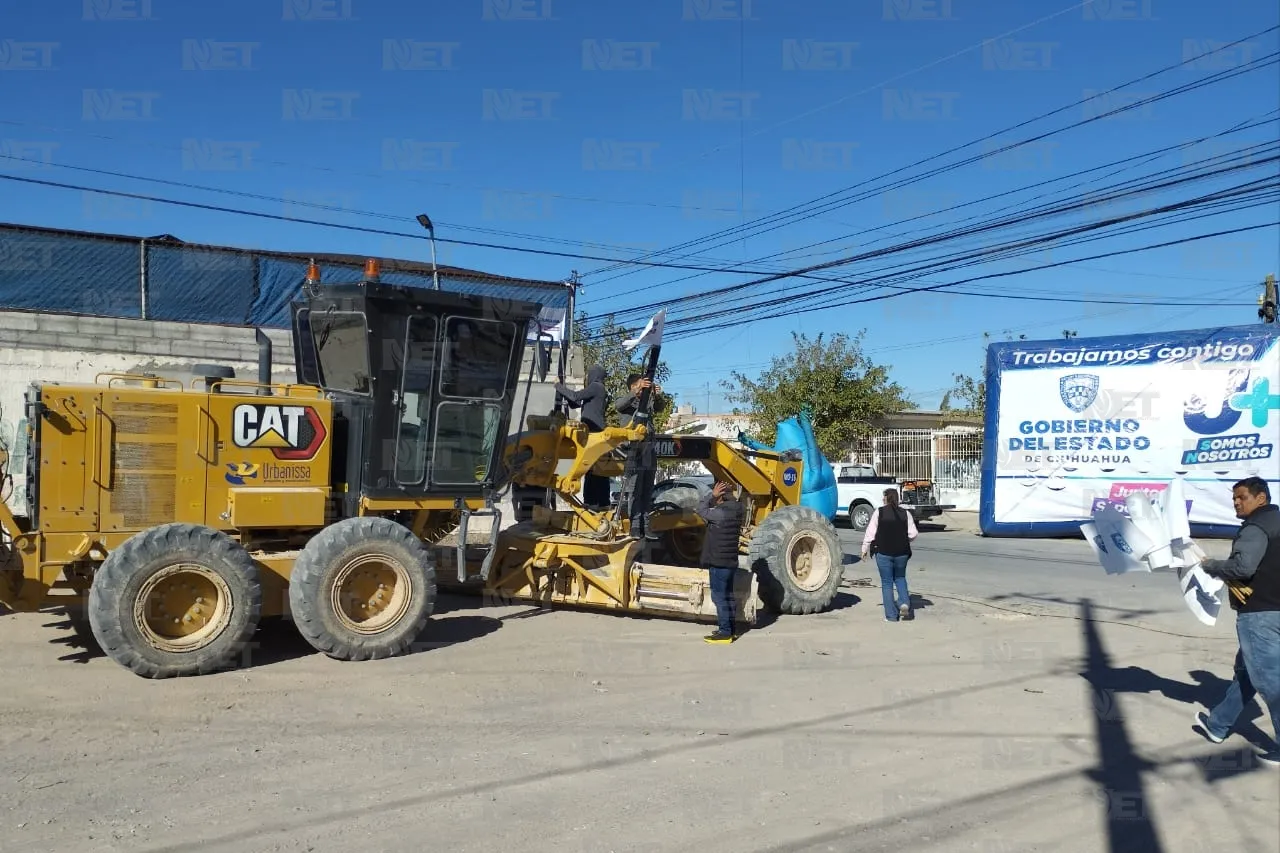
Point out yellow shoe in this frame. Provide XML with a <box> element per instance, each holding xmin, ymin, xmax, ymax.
<box><xmin>703</xmin><ymin>631</ymin><xmax>736</xmax><ymax>644</ymax></box>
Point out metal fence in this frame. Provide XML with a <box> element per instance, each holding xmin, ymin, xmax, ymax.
<box><xmin>847</xmin><ymin>427</ymin><xmax>984</xmax><ymax>493</ymax></box>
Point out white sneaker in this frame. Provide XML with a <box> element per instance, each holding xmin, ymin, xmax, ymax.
<box><xmin>1194</xmin><ymin>711</ymin><xmax>1226</xmax><ymax>744</ymax></box>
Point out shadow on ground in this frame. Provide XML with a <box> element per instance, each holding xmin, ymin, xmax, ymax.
<box><xmin>41</xmin><ymin>602</ymin><xmax>504</xmax><ymax>672</ymax></box>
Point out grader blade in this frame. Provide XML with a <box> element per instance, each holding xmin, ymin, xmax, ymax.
<box><xmin>435</xmin><ymin>524</ymin><xmax>759</xmax><ymax>627</ymax></box>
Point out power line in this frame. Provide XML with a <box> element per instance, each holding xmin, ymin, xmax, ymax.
<box><xmin>0</xmin><ymin>172</ymin><xmax>810</xmax><ymax>276</ymax></box>
<box><xmin>584</xmin><ymin>150</ymin><xmax>1278</xmax><ymax>338</ymax></box>
<box><xmin>590</xmin><ymin>51</ymin><xmax>1278</xmax><ymax>296</ymax></box>
<box><xmin>577</xmin><ymin>27</ymin><xmax>1278</xmax><ymax>285</ymax></box>
<box><xmin>663</xmin><ymin>223</ymin><xmax>1277</xmax><ymax>343</ymax></box>
<box><xmin>593</xmin><ymin>114</ymin><xmax>1280</xmax><ymax>321</ymax></box>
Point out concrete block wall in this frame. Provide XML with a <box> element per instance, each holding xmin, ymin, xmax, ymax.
<box><xmin>1</xmin><ymin>309</ymin><xmax>579</xmax><ymax>513</ymax></box>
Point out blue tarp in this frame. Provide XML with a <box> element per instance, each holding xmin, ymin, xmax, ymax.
<box><xmin>0</xmin><ymin>223</ymin><xmax>571</xmax><ymax>329</ymax></box>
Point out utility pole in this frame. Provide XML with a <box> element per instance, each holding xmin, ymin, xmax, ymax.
<box><xmin>1260</xmin><ymin>273</ymin><xmax>1277</xmax><ymax>324</ymax></box>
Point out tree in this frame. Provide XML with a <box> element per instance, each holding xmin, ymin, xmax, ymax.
<box><xmin>572</xmin><ymin>311</ymin><xmax>677</xmax><ymax>432</ymax></box>
<box><xmin>721</xmin><ymin>330</ymin><xmax>913</xmax><ymax>461</ymax></box>
<box><xmin>943</xmin><ymin>331</ymin><xmax>1025</xmax><ymax>417</ymax></box>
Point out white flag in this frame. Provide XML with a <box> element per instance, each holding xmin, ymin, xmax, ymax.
<box><xmin>1163</xmin><ymin>475</ymin><xmax>1192</xmax><ymax>545</ymax></box>
<box><xmin>623</xmin><ymin>309</ymin><xmax>665</xmax><ymax>352</ymax></box>
<box><xmin>1179</xmin><ymin>564</ymin><xmax>1224</xmax><ymax>626</ymax></box>
<box><xmin>1082</xmin><ymin>504</ymin><xmax>1152</xmax><ymax>575</ymax></box>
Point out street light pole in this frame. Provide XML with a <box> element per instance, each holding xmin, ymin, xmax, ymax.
<box><xmin>416</xmin><ymin>213</ymin><xmax>439</xmax><ymax>290</ymax></box>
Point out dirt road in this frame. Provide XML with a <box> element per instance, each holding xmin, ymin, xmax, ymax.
<box><xmin>1</xmin><ymin>523</ymin><xmax>1275</xmax><ymax>853</ymax></box>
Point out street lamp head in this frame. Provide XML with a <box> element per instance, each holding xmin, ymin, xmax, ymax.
<box><xmin>416</xmin><ymin>213</ymin><xmax>434</xmax><ymax>232</ymax></box>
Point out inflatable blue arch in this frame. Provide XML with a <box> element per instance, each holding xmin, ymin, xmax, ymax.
<box><xmin>739</xmin><ymin>407</ymin><xmax>839</xmax><ymax>520</ymax></box>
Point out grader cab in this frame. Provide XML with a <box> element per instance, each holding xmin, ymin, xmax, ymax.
<box><xmin>0</xmin><ymin>261</ymin><xmax>543</xmax><ymax>678</ymax></box>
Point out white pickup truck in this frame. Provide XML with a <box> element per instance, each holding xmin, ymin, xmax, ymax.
<box><xmin>834</xmin><ymin>463</ymin><xmax>952</xmax><ymax>531</ymax></box>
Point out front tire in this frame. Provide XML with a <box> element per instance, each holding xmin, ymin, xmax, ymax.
<box><xmin>87</xmin><ymin>523</ymin><xmax>262</xmax><ymax>678</ymax></box>
<box><xmin>748</xmin><ymin>505</ymin><xmax>844</xmax><ymax>615</ymax></box>
<box><xmin>289</xmin><ymin>517</ymin><xmax>436</xmax><ymax>661</ymax></box>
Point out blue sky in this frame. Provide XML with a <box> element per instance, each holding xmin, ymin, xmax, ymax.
<box><xmin>1</xmin><ymin>0</ymin><xmax>1277</xmax><ymax>412</ymax></box>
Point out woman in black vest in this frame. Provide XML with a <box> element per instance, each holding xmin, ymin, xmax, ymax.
<box><xmin>860</xmin><ymin>488</ymin><xmax>919</xmax><ymax>621</ymax></box>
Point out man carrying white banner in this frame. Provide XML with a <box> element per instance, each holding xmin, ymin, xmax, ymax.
<box><xmin>1192</xmin><ymin>477</ymin><xmax>1280</xmax><ymax>768</ymax></box>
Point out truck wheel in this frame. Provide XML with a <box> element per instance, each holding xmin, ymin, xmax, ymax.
<box><xmin>748</xmin><ymin>505</ymin><xmax>844</xmax><ymax>615</ymax></box>
<box><xmin>87</xmin><ymin>523</ymin><xmax>262</xmax><ymax>678</ymax></box>
<box><xmin>849</xmin><ymin>500</ymin><xmax>874</xmax><ymax>532</ymax></box>
<box><xmin>289</xmin><ymin>517</ymin><xmax>436</xmax><ymax>661</ymax></box>
<box><xmin>652</xmin><ymin>484</ymin><xmax>705</xmax><ymax>567</ymax></box>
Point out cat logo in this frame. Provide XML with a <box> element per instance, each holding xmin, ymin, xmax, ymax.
<box><xmin>231</xmin><ymin>404</ymin><xmax>327</xmax><ymax>460</ymax></box>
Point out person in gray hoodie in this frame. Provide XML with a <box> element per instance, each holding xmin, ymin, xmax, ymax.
<box><xmin>555</xmin><ymin>365</ymin><xmax>610</xmax><ymax>509</ymax></box>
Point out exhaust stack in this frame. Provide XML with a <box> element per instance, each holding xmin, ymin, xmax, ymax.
<box><xmin>255</xmin><ymin>328</ymin><xmax>272</xmax><ymax>395</ymax></box>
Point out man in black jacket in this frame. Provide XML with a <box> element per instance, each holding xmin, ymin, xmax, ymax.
<box><xmin>614</xmin><ymin>373</ymin><xmax>663</xmax><ymax>542</ymax></box>
<box><xmin>1194</xmin><ymin>476</ymin><xmax>1280</xmax><ymax>767</ymax></box>
<box><xmin>554</xmin><ymin>365</ymin><xmax>610</xmax><ymax>509</ymax></box>
<box><xmin>697</xmin><ymin>481</ymin><xmax>745</xmax><ymax>644</ymax></box>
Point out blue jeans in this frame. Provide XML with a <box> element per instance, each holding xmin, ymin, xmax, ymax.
<box><xmin>874</xmin><ymin>553</ymin><xmax>910</xmax><ymax>620</ymax></box>
<box><xmin>706</xmin><ymin>566</ymin><xmax>736</xmax><ymax>635</ymax></box>
<box><xmin>1205</xmin><ymin>609</ymin><xmax>1280</xmax><ymax>749</ymax></box>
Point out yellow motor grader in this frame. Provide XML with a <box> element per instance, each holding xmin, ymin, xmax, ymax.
<box><xmin>0</xmin><ymin>261</ymin><xmax>547</xmax><ymax>677</ymax></box>
<box><xmin>449</xmin><ymin>412</ymin><xmax>845</xmax><ymax>626</ymax></box>
<box><xmin>0</xmin><ymin>261</ymin><xmax>844</xmax><ymax>679</ymax></box>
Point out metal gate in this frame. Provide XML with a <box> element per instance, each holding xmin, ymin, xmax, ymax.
<box><xmin>847</xmin><ymin>427</ymin><xmax>983</xmax><ymax>511</ymax></box>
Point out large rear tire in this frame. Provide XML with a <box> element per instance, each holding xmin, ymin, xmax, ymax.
<box><xmin>87</xmin><ymin>523</ymin><xmax>262</xmax><ymax>678</ymax></box>
<box><xmin>289</xmin><ymin>517</ymin><xmax>436</xmax><ymax>661</ymax></box>
<box><xmin>748</xmin><ymin>505</ymin><xmax>844</xmax><ymax>615</ymax></box>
